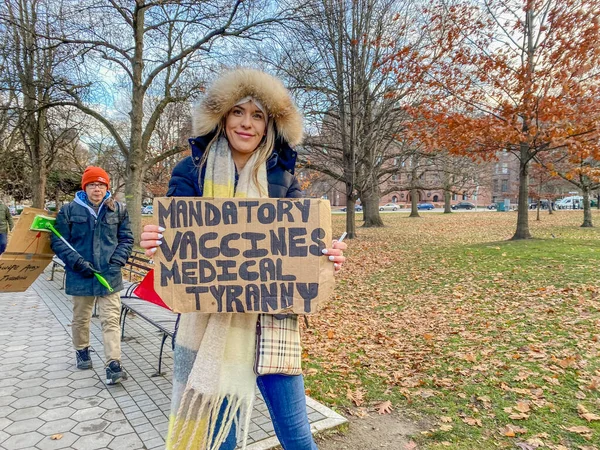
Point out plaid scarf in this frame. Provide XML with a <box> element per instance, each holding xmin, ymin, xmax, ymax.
<box><xmin>166</xmin><ymin>136</ymin><xmax>266</xmax><ymax>450</ymax></box>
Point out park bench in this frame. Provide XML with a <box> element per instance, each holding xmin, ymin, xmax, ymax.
<box><xmin>48</xmin><ymin>250</ymin><xmax>179</xmax><ymax>377</ymax></box>
<box><xmin>120</xmin><ymin>284</ymin><xmax>179</xmax><ymax>377</ymax></box>
<box><xmin>49</xmin><ymin>255</ymin><xmax>66</xmax><ymax>289</ymax></box>
<box><xmin>123</xmin><ymin>249</ymin><xmax>154</xmax><ymax>282</ymax></box>
<box><xmin>118</xmin><ymin>250</ymin><xmax>179</xmax><ymax>377</ymax></box>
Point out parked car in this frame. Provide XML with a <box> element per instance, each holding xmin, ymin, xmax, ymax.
<box><xmin>417</xmin><ymin>202</ymin><xmax>434</xmax><ymax>210</ymax></box>
<box><xmin>141</xmin><ymin>205</ymin><xmax>154</xmax><ymax>215</ymax></box>
<box><xmin>529</xmin><ymin>200</ymin><xmax>550</xmax><ymax>210</ymax></box>
<box><xmin>379</xmin><ymin>203</ymin><xmax>399</xmax><ymax>211</ymax></box>
<box><xmin>340</xmin><ymin>205</ymin><xmax>363</xmax><ymax>212</ymax></box>
<box><xmin>487</xmin><ymin>203</ymin><xmax>497</xmax><ymax>210</ymax></box>
<box><xmin>555</xmin><ymin>195</ymin><xmax>583</xmax><ymax>209</ymax></box>
<box><xmin>451</xmin><ymin>201</ymin><xmax>476</xmax><ymax>210</ymax></box>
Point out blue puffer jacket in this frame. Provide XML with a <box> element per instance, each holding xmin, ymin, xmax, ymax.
<box><xmin>167</xmin><ymin>131</ymin><xmax>303</xmax><ymax>198</ymax></box>
<box><xmin>50</xmin><ymin>192</ymin><xmax>134</xmax><ymax>296</ymax></box>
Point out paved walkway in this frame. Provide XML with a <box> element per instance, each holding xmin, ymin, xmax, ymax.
<box><xmin>0</xmin><ymin>267</ymin><xmax>346</xmax><ymax>450</ymax></box>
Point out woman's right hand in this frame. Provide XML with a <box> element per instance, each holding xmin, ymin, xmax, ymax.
<box><xmin>140</xmin><ymin>224</ymin><xmax>165</xmax><ymax>257</ymax></box>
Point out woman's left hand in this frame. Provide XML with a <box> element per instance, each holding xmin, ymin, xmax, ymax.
<box><xmin>323</xmin><ymin>239</ymin><xmax>347</xmax><ymax>273</ymax></box>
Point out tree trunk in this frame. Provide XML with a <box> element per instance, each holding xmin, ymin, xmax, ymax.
<box><xmin>346</xmin><ymin>195</ymin><xmax>357</xmax><ymax>238</ymax></box>
<box><xmin>409</xmin><ymin>188</ymin><xmax>420</xmax><ymax>218</ymax></box>
<box><xmin>581</xmin><ymin>188</ymin><xmax>593</xmax><ymax>227</ymax></box>
<box><xmin>536</xmin><ymin>202</ymin><xmax>540</xmax><ymax>221</ymax></box>
<box><xmin>125</xmin><ymin>157</ymin><xmax>144</xmax><ymax>244</ymax></box>
<box><xmin>512</xmin><ymin>146</ymin><xmax>532</xmax><ymax>240</ymax></box>
<box><xmin>444</xmin><ymin>189</ymin><xmax>452</xmax><ymax>213</ymax></box>
<box><xmin>31</xmin><ymin>162</ymin><xmax>47</xmax><ymax>209</ymax></box>
<box><xmin>28</xmin><ymin>110</ymin><xmax>48</xmax><ymax>209</ymax></box>
<box><xmin>361</xmin><ymin>185</ymin><xmax>383</xmax><ymax>227</ymax></box>
<box><xmin>513</xmin><ymin>12</ymin><xmax>534</xmax><ymax>240</ymax></box>
<box><xmin>126</xmin><ymin>5</ymin><xmax>146</xmax><ymax>244</ymax></box>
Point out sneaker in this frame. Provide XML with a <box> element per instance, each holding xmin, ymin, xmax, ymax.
<box><xmin>105</xmin><ymin>360</ymin><xmax>127</xmax><ymax>385</ymax></box>
<box><xmin>75</xmin><ymin>348</ymin><xmax>92</xmax><ymax>370</ymax></box>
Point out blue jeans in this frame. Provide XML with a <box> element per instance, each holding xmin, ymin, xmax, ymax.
<box><xmin>218</xmin><ymin>374</ymin><xmax>318</xmax><ymax>450</ymax></box>
<box><xmin>0</xmin><ymin>233</ymin><xmax>6</xmax><ymax>255</ymax></box>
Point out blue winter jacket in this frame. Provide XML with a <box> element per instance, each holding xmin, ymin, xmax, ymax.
<box><xmin>167</xmin><ymin>131</ymin><xmax>303</xmax><ymax>198</ymax></box>
<box><xmin>50</xmin><ymin>192</ymin><xmax>134</xmax><ymax>296</ymax></box>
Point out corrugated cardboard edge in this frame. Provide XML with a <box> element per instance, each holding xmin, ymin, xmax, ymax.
<box><xmin>314</xmin><ymin>199</ymin><xmax>335</xmax><ymax>315</ymax></box>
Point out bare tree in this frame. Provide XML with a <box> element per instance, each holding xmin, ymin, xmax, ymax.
<box><xmin>1</xmin><ymin>0</ymin><xmax>74</xmax><ymax>207</ymax></box>
<box><xmin>49</xmin><ymin>0</ymin><xmax>288</xmax><ymax>240</ymax></box>
<box><xmin>260</xmin><ymin>0</ymin><xmax>432</xmax><ymax>237</ymax></box>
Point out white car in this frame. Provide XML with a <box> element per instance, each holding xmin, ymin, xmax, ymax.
<box><xmin>556</xmin><ymin>195</ymin><xmax>583</xmax><ymax>209</ymax></box>
<box><xmin>379</xmin><ymin>203</ymin><xmax>399</xmax><ymax>211</ymax></box>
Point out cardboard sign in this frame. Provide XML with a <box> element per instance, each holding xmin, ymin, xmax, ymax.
<box><xmin>0</xmin><ymin>207</ymin><xmax>55</xmax><ymax>292</ymax></box>
<box><xmin>153</xmin><ymin>197</ymin><xmax>334</xmax><ymax>314</ymax></box>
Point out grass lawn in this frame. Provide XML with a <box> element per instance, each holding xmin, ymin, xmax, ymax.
<box><xmin>302</xmin><ymin>210</ymin><xmax>600</xmax><ymax>450</ymax></box>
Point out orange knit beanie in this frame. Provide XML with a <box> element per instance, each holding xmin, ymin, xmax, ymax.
<box><xmin>81</xmin><ymin>166</ymin><xmax>110</xmax><ymax>190</ymax></box>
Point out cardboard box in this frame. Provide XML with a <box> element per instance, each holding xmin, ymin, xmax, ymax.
<box><xmin>0</xmin><ymin>207</ymin><xmax>55</xmax><ymax>292</ymax></box>
<box><xmin>153</xmin><ymin>197</ymin><xmax>334</xmax><ymax>314</ymax></box>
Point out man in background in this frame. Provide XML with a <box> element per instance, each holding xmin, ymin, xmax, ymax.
<box><xmin>50</xmin><ymin>166</ymin><xmax>133</xmax><ymax>385</ymax></box>
<box><xmin>0</xmin><ymin>200</ymin><xmax>14</xmax><ymax>256</ymax></box>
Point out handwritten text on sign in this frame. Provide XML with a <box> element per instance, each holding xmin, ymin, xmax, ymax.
<box><xmin>153</xmin><ymin>198</ymin><xmax>333</xmax><ymax>314</ymax></box>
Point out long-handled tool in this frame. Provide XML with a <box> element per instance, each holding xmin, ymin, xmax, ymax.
<box><xmin>30</xmin><ymin>215</ymin><xmax>114</xmax><ymax>292</ymax></box>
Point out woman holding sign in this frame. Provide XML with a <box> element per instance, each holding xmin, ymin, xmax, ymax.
<box><xmin>141</xmin><ymin>68</ymin><xmax>346</xmax><ymax>450</ymax></box>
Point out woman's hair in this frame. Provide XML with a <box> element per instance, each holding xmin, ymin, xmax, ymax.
<box><xmin>198</xmin><ymin>114</ymin><xmax>276</xmax><ymax>197</ymax></box>
<box><xmin>193</xmin><ymin>68</ymin><xmax>303</xmax><ymax>147</ymax></box>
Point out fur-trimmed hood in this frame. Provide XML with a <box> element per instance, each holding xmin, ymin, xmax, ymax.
<box><xmin>193</xmin><ymin>68</ymin><xmax>304</xmax><ymax>147</ymax></box>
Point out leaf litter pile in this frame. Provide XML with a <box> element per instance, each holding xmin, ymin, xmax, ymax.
<box><xmin>302</xmin><ymin>211</ymin><xmax>600</xmax><ymax>450</ymax></box>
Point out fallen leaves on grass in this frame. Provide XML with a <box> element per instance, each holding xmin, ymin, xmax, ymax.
<box><xmin>502</xmin><ymin>424</ymin><xmax>527</xmax><ymax>437</ymax></box>
<box><xmin>515</xmin><ymin>443</ymin><xmax>536</xmax><ymax>450</ymax></box>
<box><xmin>563</xmin><ymin>425</ymin><xmax>593</xmax><ymax>435</ymax></box>
<box><xmin>376</xmin><ymin>400</ymin><xmax>393</xmax><ymax>414</ymax></box>
<box><xmin>462</xmin><ymin>417</ymin><xmax>482</xmax><ymax>427</ymax></box>
<box><xmin>577</xmin><ymin>404</ymin><xmax>600</xmax><ymax>421</ymax></box>
<box><xmin>514</xmin><ymin>401</ymin><xmax>531</xmax><ymax>413</ymax></box>
<box><xmin>346</xmin><ymin>388</ymin><xmax>365</xmax><ymax>407</ymax></box>
<box><xmin>301</xmin><ymin>212</ymin><xmax>600</xmax><ymax>449</ymax></box>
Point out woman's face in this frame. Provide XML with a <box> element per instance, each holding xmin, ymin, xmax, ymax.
<box><xmin>225</xmin><ymin>101</ymin><xmax>267</xmax><ymax>158</ymax></box>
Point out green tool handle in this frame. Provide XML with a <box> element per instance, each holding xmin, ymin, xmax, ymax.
<box><xmin>94</xmin><ymin>273</ymin><xmax>114</xmax><ymax>292</ymax></box>
<box><xmin>46</xmin><ymin>223</ymin><xmax>114</xmax><ymax>293</ymax></box>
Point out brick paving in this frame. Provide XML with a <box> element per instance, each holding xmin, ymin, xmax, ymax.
<box><xmin>0</xmin><ymin>267</ymin><xmax>346</xmax><ymax>450</ymax></box>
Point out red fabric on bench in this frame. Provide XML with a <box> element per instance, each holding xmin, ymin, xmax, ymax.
<box><xmin>133</xmin><ymin>269</ymin><xmax>171</xmax><ymax>310</ymax></box>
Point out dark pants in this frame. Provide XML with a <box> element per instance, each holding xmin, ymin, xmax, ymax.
<box><xmin>0</xmin><ymin>233</ymin><xmax>7</xmax><ymax>255</ymax></box>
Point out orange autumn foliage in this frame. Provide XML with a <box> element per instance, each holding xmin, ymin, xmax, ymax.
<box><xmin>384</xmin><ymin>0</ymin><xmax>600</xmax><ymax>237</ymax></box>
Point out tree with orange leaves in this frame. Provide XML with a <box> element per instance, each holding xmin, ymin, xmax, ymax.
<box><xmin>392</xmin><ymin>0</ymin><xmax>600</xmax><ymax>239</ymax></box>
<box><xmin>538</xmin><ymin>146</ymin><xmax>600</xmax><ymax>227</ymax></box>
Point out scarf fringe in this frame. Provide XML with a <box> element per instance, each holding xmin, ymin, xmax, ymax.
<box><xmin>169</xmin><ymin>388</ymin><xmax>254</xmax><ymax>450</ymax></box>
